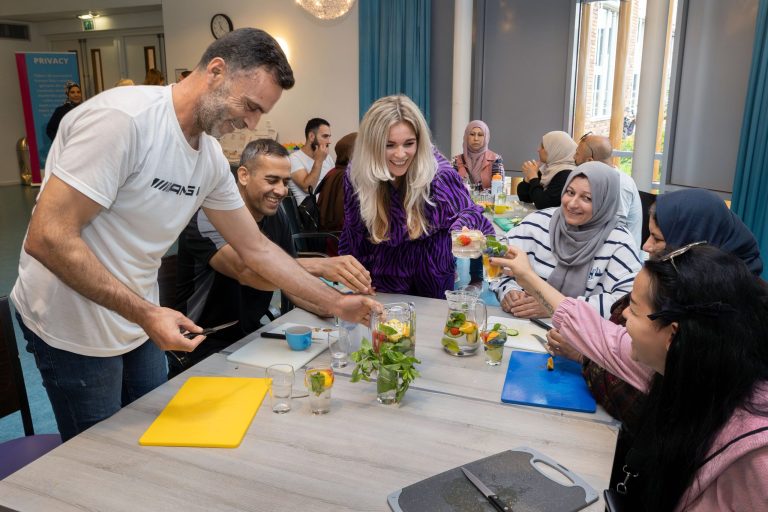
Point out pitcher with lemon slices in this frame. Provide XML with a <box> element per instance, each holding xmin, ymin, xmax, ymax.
<box><xmin>442</xmin><ymin>290</ymin><xmax>487</xmax><ymax>356</ymax></box>
<box><xmin>305</xmin><ymin>366</ymin><xmax>334</xmax><ymax>414</ymax></box>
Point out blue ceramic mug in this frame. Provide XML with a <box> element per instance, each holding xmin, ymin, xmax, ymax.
<box><xmin>285</xmin><ymin>325</ymin><xmax>312</xmax><ymax>351</ymax></box>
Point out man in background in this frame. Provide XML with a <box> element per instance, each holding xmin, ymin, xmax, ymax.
<box><xmin>172</xmin><ymin>139</ymin><xmax>371</xmax><ymax>377</ymax></box>
<box><xmin>288</xmin><ymin>117</ymin><xmax>335</xmax><ymax>205</ymax></box>
<box><xmin>574</xmin><ymin>134</ymin><xmax>643</xmax><ymax>249</ymax></box>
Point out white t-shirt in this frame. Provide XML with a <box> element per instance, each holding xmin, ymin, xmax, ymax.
<box><xmin>11</xmin><ymin>85</ymin><xmax>243</xmax><ymax>356</ymax></box>
<box><xmin>288</xmin><ymin>149</ymin><xmax>334</xmax><ymax>204</ymax></box>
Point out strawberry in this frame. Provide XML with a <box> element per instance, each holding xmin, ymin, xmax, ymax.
<box><xmin>449</xmin><ymin>327</ymin><xmax>461</xmax><ymax>336</ymax></box>
<box><xmin>457</xmin><ymin>234</ymin><xmax>472</xmax><ymax>246</ymax></box>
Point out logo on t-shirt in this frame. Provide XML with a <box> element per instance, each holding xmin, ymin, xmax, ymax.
<box><xmin>151</xmin><ymin>178</ymin><xmax>201</xmax><ymax>196</ymax></box>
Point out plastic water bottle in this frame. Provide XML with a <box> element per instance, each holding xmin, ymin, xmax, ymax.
<box><xmin>491</xmin><ymin>174</ymin><xmax>504</xmax><ymax>197</ymax></box>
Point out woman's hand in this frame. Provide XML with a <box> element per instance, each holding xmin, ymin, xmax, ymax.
<box><xmin>546</xmin><ymin>328</ymin><xmax>584</xmax><ymax>363</ymax></box>
<box><xmin>491</xmin><ymin>246</ymin><xmax>534</xmax><ymax>281</ymax></box>
<box><xmin>521</xmin><ymin>160</ymin><xmax>541</xmax><ymax>182</ymax></box>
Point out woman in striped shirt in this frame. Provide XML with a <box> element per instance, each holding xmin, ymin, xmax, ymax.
<box><xmin>490</xmin><ymin>162</ymin><xmax>641</xmax><ymax>318</ymax></box>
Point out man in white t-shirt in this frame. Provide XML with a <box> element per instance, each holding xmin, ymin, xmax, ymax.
<box><xmin>288</xmin><ymin>117</ymin><xmax>335</xmax><ymax>204</ymax></box>
<box><xmin>11</xmin><ymin>29</ymin><xmax>379</xmax><ymax>441</ymax></box>
<box><xmin>574</xmin><ymin>134</ymin><xmax>643</xmax><ymax>250</ymax></box>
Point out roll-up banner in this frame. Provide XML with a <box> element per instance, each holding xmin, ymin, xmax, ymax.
<box><xmin>16</xmin><ymin>52</ymin><xmax>79</xmax><ymax>185</ymax></box>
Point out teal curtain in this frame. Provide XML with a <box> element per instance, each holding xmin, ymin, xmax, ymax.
<box><xmin>732</xmin><ymin>0</ymin><xmax>768</xmax><ymax>279</ymax></box>
<box><xmin>359</xmin><ymin>0</ymin><xmax>431</xmax><ymax>121</ymax></box>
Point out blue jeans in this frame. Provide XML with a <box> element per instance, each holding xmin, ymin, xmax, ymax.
<box><xmin>17</xmin><ymin>314</ymin><xmax>167</xmax><ymax>442</ymax></box>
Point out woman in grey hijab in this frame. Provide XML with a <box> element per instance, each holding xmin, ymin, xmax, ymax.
<box><xmin>491</xmin><ymin>162</ymin><xmax>642</xmax><ymax>318</ymax></box>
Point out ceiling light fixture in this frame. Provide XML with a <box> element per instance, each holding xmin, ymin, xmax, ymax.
<box><xmin>296</xmin><ymin>0</ymin><xmax>356</xmax><ymax>20</ymax></box>
<box><xmin>77</xmin><ymin>12</ymin><xmax>100</xmax><ymax>20</ymax></box>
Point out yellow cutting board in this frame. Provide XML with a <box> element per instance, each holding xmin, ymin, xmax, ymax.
<box><xmin>139</xmin><ymin>377</ymin><xmax>269</xmax><ymax>448</ymax></box>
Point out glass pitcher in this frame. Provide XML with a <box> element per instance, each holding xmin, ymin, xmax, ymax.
<box><xmin>442</xmin><ymin>290</ymin><xmax>487</xmax><ymax>356</ymax></box>
<box><xmin>370</xmin><ymin>302</ymin><xmax>416</xmax><ymax>357</ymax></box>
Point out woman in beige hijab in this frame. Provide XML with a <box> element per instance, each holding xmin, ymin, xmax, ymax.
<box><xmin>517</xmin><ymin>130</ymin><xmax>577</xmax><ymax>209</ymax></box>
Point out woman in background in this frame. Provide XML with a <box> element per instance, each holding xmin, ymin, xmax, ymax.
<box><xmin>451</xmin><ymin>120</ymin><xmax>504</xmax><ymax>190</ymax></box>
<box><xmin>517</xmin><ymin>130</ymin><xmax>576</xmax><ymax>209</ymax></box>
<box><xmin>339</xmin><ymin>95</ymin><xmax>494</xmax><ymax>298</ymax></box>
<box><xmin>143</xmin><ymin>68</ymin><xmax>165</xmax><ymax>85</ymax></box>
<box><xmin>452</xmin><ymin>120</ymin><xmax>505</xmax><ymax>285</ymax></box>
<box><xmin>46</xmin><ymin>81</ymin><xmax>82</xmax><ymax>141</ymax></box>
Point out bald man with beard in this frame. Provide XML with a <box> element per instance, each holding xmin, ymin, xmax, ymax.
<box><xmin>574</xmin><ymin>134</ymin><xmax>642</xmax><ymax>250</ymax></box>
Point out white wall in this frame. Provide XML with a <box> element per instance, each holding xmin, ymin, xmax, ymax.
<box><xmin>0</xmin><ymin>24</ymin><xmax>48</xmax><ymax>185</ymax></box>
<box><xmin>162</xmin><ymin>0</ymin><xmax>360</xmax><ymax>146</ymax></box>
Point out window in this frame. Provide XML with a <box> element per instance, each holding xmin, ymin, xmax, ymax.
<box><xmin>591</xmin><ymin>2</ymin><xmax>619</xmax><ymax>118</ymax></box>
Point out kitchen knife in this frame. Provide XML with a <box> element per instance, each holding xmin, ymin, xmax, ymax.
<box><xmin>460</xmin><ymin>467</ymin><xmax>512</xmax><ymax>511</ymax></box>
<box><xmin>182</xmin><ymin>320</ymin><xmax>239</xmax><ymax>339</ymax></box>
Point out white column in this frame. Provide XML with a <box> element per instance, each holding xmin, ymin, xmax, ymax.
<box><xmin>631</xmin><ymin>0</ymin><xmax>670</xmax><ymax>191</ymax></box>
<box><xmin>451</xmin><ymin>0</ymin><xmax>473</xmax><ymax>157</ymax></box>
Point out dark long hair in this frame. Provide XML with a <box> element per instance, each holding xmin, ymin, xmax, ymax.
<box><xmin>641</xmin><ymin>245</ymin><xmax>768</xmax><ymax>510</ymax></box>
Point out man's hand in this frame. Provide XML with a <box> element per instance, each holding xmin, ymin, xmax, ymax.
<box><xmin>303</xmin><ymin>255</ymin><xmax>373</xmax><ymax>294</ymax></box>
<box><xmin>334</xmin><ymin>295</ymin><xmax>383</xmax><ymax>325</ymax></box>
<box><xmin>521</xmin><ymin>160</ymin><xmax>541</xmax><ymax>181</ymax></box>
<box><xmin>313</xmin><ymin>142</ymin><xmax>330</xmax><ymax>164</ymax></box>
<box><xmin>141</xmin><ymin>306</ymin><xmax>207</xmax><ymax>352</ymax></box>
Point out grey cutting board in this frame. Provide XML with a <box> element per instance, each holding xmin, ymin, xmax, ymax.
<box><xmin>388</xmin><ymin>447</ymin><xmax>598</xmax><ymax>512</ymax></box>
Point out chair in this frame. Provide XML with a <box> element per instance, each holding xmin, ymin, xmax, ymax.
<box><xmin>639</xmin><ymin>191</ymin><xmax>657</xmax><ymax>246</ymax></box>
<box><xmin>0</xmin><ymin>296</ymin><xmax>62</xmax><ymax>480</ymax></box>
<box><xmin>158</xmin><ymin>253</ymin><xmax>178</xmax><ymax>308</ymax></box>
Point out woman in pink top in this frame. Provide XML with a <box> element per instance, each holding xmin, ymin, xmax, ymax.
<box><xmin>491</xmin><ymin>243</ymin><xmax>768</xmax><ymax>511</ymax></box>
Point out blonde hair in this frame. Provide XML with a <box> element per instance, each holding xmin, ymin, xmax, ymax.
<box><xmin>351</xmin><ymin>95</ymin><xmax>436</xmax><ymax>243</ymax></box>
<box><xmin>114</xmin><ymin>78</ymin><xmax>134</xmax><ymax>87</ymax></box>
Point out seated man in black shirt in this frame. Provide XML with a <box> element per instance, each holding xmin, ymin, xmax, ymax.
<box><xmin>171</xmin><ymin>138</ymin><xmax>371</xmax><ymax>377</ymax></box>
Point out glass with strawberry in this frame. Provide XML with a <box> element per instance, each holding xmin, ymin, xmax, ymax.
<box><xmin>305</xmin><ymin>366</ymin><xmax>334</xmax><ymax>414</ymax></box>
<box><xmin>451</xmin><ymin>229</ymin><xmax>487</xmax><ymax>259</ymax></box>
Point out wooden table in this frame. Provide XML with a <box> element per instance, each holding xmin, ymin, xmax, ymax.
<box><xmin>0</xmin><ymin>294</ymin><xmax>617</xmax><ymax>512</ymax></box>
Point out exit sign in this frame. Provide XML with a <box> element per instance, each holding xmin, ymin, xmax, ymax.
<box><xmin>82</xmin><ymin>19</ymin><xmax>94</xmax><ymax>31</ymax></box>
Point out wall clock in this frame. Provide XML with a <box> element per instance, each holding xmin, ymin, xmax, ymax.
<box><xmin>210</xmin><ymin>13</ymin><xmax>233</xmax><ymax>39</ymax></box>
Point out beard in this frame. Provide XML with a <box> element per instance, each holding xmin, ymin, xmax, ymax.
<box><xmin>194</xmin><ymin>81</ymin><xmax>232</xmax><ymax>138</ymax></box>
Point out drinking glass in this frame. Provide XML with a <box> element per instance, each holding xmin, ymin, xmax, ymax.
<box><xmin>305</xmin><ymin>366</ymin><xmax>334</xmax><ymax>414</ymax></box>
<box><xmin>481</xmin><ymin>328</ymin><xmax>507</xmax><ymax>366</ymax></box>
<box><xmin>483</xmin><ymin>236</ymin><xmax>509</xmax><ymax>283</ymax></box>
<box><xmin>328</xmin><ymin>330</ymin><xmax>351</xmax><ymax>369</ymax></box>
<box><xmin>266</xmin><ymin>364</ymin><xmax>294</xmax><ymax>414</ymax></box>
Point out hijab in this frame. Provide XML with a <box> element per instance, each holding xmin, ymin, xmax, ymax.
<box><xmin>539</xmin><ymin>131</ymin><xmax>577</xmax><ymax>187</ymax></box>
<box><xmin>655</xmin><ymin>189</ymin><xmax>763</xmax><ymax>275</ymax></box>
<box><xmin>462</xmin><ymin>120</ymin><xmax>492</xmax><ymax>185</ymax></box>
<box><xmin>548</xmin><ymin>162</ymin><xmax>620</xmax><ymax>297</ymax></box>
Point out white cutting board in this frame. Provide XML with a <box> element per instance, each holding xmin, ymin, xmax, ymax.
<box><xmin>487</xmin><ymin>315</ymin><xmax>551</xmax><ymax>353</ymax></box>
<box><xmin>226</xmin><ymin>323</ymin><xmax>333</xmax><ymax>369</ymax></box>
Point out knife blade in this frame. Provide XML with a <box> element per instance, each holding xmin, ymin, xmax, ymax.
<box><xmin>460</xmin><ymin>467</ymin><xmax>512</xmax><ymax>512</ymax></box>
<box><xmin>183</xmin><ymin>320</ymin><xmax>239</xmax><ymax>339</ymax></box>
<box><xmin>532</xmin><ymin>333</ymin><xmax>556</xmax><ymax>371</ymax></box>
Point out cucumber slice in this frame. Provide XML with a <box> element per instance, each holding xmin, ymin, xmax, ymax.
<box><xmin>506</xmin><ymin>328</ymin><xmax>519</xmax><ymax>336</ymax></box>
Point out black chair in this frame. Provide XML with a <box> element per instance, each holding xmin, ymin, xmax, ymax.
<box><xmin>639</xmin><ymin>191</ymin><xmax>657</xmax><ymax>246</ymax></box>
<box><xmin>0</xmin><ymin>296</ymin><xmax>62</xmax><ymax>479</ymax></box>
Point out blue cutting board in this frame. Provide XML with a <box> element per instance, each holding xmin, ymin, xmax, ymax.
<box><xmin>501</xmin><ymin>351</ymin><xmax>596</xmax><ymax>413</ymax></box>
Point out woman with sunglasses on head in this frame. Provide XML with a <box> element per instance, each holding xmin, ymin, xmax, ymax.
<box><xmin>493</xmin><ymin>243</ymin><xmax>768</xmax><ymax>511</ymax></box>
<box><xmin>551</xmin><ymin>188</ymin><xmax>763</xmax><ymax>436</ymax></box>
<box><xmin>491</xmin><ymin>161</ymin><xmax>642</xmax><ymax>319</ymax></box>
<box><xmin>517</xmin><ymin>130</ymin><xmax>577</xmax><ymax>209</ymax></box>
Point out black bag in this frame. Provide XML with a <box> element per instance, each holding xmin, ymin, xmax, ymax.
<box><xmin>296</xmin><ymin>186</ymin><xmax>320</xmax><ymax>233</ymax></box>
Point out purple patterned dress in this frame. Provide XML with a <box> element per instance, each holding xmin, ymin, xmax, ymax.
<box><xmin>339</xmin><ymin>149</ymin><xmax>495</xmax><ymax>299</ymax></box>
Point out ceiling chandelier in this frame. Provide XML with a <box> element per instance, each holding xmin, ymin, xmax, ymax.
<box><xmin>296</xmin><ymin>0</ymin><xmax>356</xmax><ymax>20</ymax></box>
